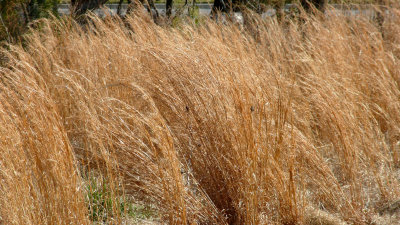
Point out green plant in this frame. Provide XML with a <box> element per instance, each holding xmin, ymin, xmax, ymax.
<box><xmin>86</xmin><ymin>176</ymin><xmax>115</xmax><ymax>222</ymax></box>
<box><xmin>85</xmin><ymin>174</ymin><xmax>157</xmax><ymax>222</ymax></box>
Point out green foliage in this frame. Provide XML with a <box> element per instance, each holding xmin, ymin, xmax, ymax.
<box><xmin>85</xmin><ymin>174</ymin><xmax>157</xmax><ymax>222</ymax></box>
<box><xmin>188</xmin><ymin>5</ymin><xmax>201</xmax><ymax>24</ymax></box>
<box><xmin>0</xmin><ymin>0</ymin><xmax>59</xmax><ymax>42</ymax></box>
<box><xmin>85</xmin><ymin>176</ymin><xmax>115</xmax><ymax>222</ymax></box>
<box><xmin>0</xmin><ymin>1</ymin><xmax>22</xmax><ymax>41</ymax></box>
<box><xmin>27</xmin><ymin>0</ymin><xmax>60</xmax><ymax>19</ymax></box>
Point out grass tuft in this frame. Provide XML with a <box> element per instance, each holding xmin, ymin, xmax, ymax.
<box><xmin>1</xmin><ymin>6</ymin><xmax>400</xmax><ymax>224</ymax></box>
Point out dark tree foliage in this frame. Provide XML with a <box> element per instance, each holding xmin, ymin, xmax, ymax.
<box><xmin>71</xmin><ymin>0</ymin><xmax>109</xmax><ymax>15</ymax></box>
<box><xmin>212</xmin><ymin>0</ymin><xmax>262</xmax><ymax>15</ymax></box>
<box><xmin>212</xmin><ymin>0</ymin><xmax>230</xmax><ymax>13</ymax></box>
<box><xmin>300</xmin><ymin>0</ymin><xmax>327</xmax><ymax>13</ymax></box>
<box><xmin>0</xmin><ymin>0</ymin><xmax>59</xmax><ymax>42</ymax></box>
<box><xmin>27</xmin><ymin>0</ymin><xmax>59</xmax><ymax>20</ymax></box>
<box><xmin>116</xmin><ymin>0</ymin><xmax>160</xmax><ymax>18</ymax></box>
<box><xmin>166</xmin><ymin>0</ymin><xmax>173</xmax><ymax>17</ymax></box>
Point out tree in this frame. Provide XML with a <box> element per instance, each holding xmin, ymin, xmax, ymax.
<box><xmin>117</xmin><ymin>0</ymin><xmax>132</xmax><ymax>15</ymax></box>
<box><xmin>300</xmin><ymin>0</ymin><xmax>327</xmax><ymax>13</ymax></box>
<box><xmin>26</xmin><ymin>0</ymin><xmax>59</xmax><ymax>21</ymax></box>
<box><xmin>0</xmin><ymin>0</ymin><xmax>59</xmax><ymax>42</ymax></box>
<box><xmin>71</xmin><ymin>0</ymin><xmax>108</xmax><ymax>15</ymax></box>
<box><xmin>212</xmin><ymin>0</ymin><xmax>230</xmax><ymax>14</ymax></box>
<box><xmin>212</xmin><ymin>0</ymin><xmax>261</xmax><ymax>14</ymax></box>
<box><xmin>166</xmin><ymin>0</ymin><xmax>173</xmax><ymax>17</ymax></box>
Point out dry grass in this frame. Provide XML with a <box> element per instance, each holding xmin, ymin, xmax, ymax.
<box><xmin>1</xmin><ymin>7</ymin><xmax>400</xmax><ymax>224</ymax></box>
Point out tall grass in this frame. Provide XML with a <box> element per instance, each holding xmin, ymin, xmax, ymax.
<box><xmin>1</xmin><ymin>7</ymin><xmax>400</xmax><ymax>224</ymax></box>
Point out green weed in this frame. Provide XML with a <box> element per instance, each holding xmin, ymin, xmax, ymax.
<box><xmin>85</xmin><ymin>175</ymin><xmax>157</xmax><ymax>222</ymax></box>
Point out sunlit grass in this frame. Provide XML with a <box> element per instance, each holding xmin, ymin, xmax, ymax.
<box><xmin>1</xmin><ymin>5</ymin><xmax>400</xmax><ymax>224</ymax></box>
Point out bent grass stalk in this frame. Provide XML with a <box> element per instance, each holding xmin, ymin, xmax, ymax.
<box><xmin>1</xmin><ymin>7</ymin><xmax>400</xmax><ymax>224</ymax></box>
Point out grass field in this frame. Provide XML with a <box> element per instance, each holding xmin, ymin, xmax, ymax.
<box><xmin>1</xmin><ymin>6</ymin><xmax>400</xmax><ymax>225</ymax></box>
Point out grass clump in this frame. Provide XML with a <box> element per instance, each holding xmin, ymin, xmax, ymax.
<box><xmin>1</xmin><ymin>5</ymin><xmax>400</xmax><ymax>225</ymax></box>
<box><xmin>85</xmin><ymin>175</ymin><xmax>118</xmax><ymax>222</ymax></box>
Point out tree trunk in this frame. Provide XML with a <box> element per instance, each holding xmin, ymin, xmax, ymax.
<box><xmin>71</xmin><ymin>0</ymin><xmax>109</xmax><ymax>16</ymax></box>
<box><xmin>300</xmin><ymin>0</ymin><xmax>326</xmax><ymax>13</ymax></box>
<box><xmin>212</xmin><ymin>0</ymin><xmax>229</xmax><ymax>15</ymax></box>
<box><xmin>117</xmin><ymin>0</ymin><xmax>123</xmax><ymax>15</ymax></box>
<box><xmin>20</xmin><ymin>2</ymin><xmax>30</xmax><ymax>25</ymax></box>
<box><xmin>166</xmin><ymin>0</ymin><xmax>173</xmax><ymax>17</ymax></box>
<box><xmin>146</xmin><ymin>0</ymin><xmax>159</xmax><ymax>19</ymax></box>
